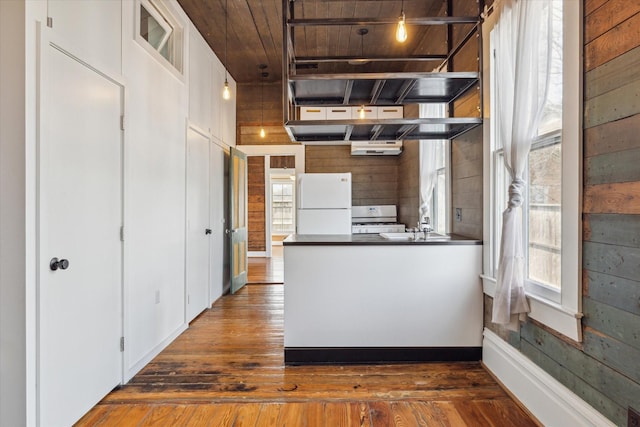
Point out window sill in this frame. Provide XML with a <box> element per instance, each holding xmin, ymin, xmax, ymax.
<box><xmin>481</xmin><ymin>275</ymin><xmax>583</xmax><ymax>342</ymax></box>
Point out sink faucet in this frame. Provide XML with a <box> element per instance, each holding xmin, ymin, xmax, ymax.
<box><xmin>419</xmin><ymin>216</ymin><xmax>432</xmax><ymax>239</ymax></box>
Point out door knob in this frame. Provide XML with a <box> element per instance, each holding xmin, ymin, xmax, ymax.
<box><xmin>205</xmin><ymin>228</ymin><xmax>212</xmax><ymax>235</ymax></box>
<box><xmin>225</xmin><ymin>229</ymin><xmax>234</xmax><ymax>235</ymax></box>
<box><xmin>50</xmin><ymin>257</ymin><xmax>69</xmax><ymax>271</ymax></box>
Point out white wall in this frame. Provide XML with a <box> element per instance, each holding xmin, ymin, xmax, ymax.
<box><xmin>0</xmin><ymin>2</ymin><xmax>27</xmax><ymax>425</ymax></box>
<box><xmin>122</xmin><ymin>0</ymin><xmax>189</xmax><ymax>377</ymax></box>
<box><xmin>1</xmin><ymin>0</ymin><xmax>236</xmax><ymax>422</ymax></box>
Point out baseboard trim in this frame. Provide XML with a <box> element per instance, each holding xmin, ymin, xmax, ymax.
<box><xmin>482</xmin><ymin>328</ymin><xmax>614</xmax><ymax>427</ymax></box>
<box><xmin>285</xmin><ymin>346</ymin><xmax>482</xmax><ymax>365</ymax></box>
<box><xmin>124</xmin><ymin>323</ymin><xmax>188</xmax><ymax>382</ymax></box>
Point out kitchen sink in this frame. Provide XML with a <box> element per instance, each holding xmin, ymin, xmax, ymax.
<box><xmin>379</xmin><ymin>232</ymin><xmax>451</xmax><ymax>241</ymax></box>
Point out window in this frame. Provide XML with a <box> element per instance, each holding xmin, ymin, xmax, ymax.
<box><xmin>420</xmin><ymin>103</ymin><xmax>449</xmax><ymax>234</ymax></box>
<box><xmin>136</xmin><ymin>0</ymin><xmax>184</xmax><ymax>74</ymax></box>
<box><xmin>433</xmin><ymin>139</ymin><xmax>449</xmax><ymax>234</ymax></box>
<box><xmin>483</xmin><ymin>0</ymin><xmax>582</xmax><ymax>340</ymax></box>
<box><xmin>272</xmin><ymin>180</ymin><xmax>295</xmax><ymax>235</ymax></box>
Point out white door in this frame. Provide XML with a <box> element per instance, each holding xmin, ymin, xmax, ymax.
<box><xmin>39</xmin><ymin>45</ymin><xmax>122</xmax><ymax>426</ymax></box>
<box><xmin>186</xmin><ymin>128</ymin><xmax>210</xmax><ymax>322</ymax></box>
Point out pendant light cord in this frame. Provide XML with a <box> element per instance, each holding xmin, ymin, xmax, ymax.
<box><xmin>225</xmin><ymin>0</ymin><xmax>228</xmax><ymax>80</ymax></box>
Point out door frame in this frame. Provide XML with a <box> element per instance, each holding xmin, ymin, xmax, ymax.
<box><xmin>185</xmin><ymin>122</ymin><xmax>212</xmax><ymax>321</ymax></box>
<box><xmin>36</xmin><ymin>30</ymin><xmax>127</xmax><ymax>423</ymax></box>
<box><xmin>236</xmin><ymin>145</ymin><xmax>305</xmax><ymax>254</ymax></box>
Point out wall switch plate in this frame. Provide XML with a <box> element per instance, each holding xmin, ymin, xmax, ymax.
<box><xmin>155</xmin><ymin>290</ymin><xmax>160</xmax><ymax>304</ymax></box>
<box><xmin>629</xmin><ymin>407</ymin><xmax>640</xmax><ymax>427</ymax></box>
<box><xmin>455</xmin><ymin>208</ymin><xmax>462</xmax><ymax>222</ymax></box>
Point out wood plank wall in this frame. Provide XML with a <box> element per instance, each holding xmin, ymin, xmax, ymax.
<box><xmin>397</xmin><ymin>140</ymin><xmax>420</xmax><ymax>228</ymax></box>
<box><xmin>270</xmin><ymin>155</ymin><xmax>295</xmax><ymax>169</ymax></box>
<box><xmin>305</xmin><ymin>146</ymin><xmax>399</xmax><ymax>207</ymax></box>
<box><xmin>248</xmin><ymin>156</ymin><xmax>266</xmax><ymax>252</ymax></box>
<box><xmin>485</xmin><ymin>3</ymin><xmax>640</xmax><ymax>425</ymax></box>
<box><xmin>236</xmin><ymin>81</ymin><xmax>296</xmax><ymax>146</ymax></box>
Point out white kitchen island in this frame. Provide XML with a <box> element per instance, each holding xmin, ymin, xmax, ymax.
<box><xmin>283</xmin><ymin>234</ymin><xmax>483</xmax><ymax>364</ymax></box>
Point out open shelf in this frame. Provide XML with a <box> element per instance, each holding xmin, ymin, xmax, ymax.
<box><xmin>289</xmin><ymin>72</ymin><xmax>479</xmax><ymax>106</ymax></box>
<box><xmin>281</xmin><ymin>0</ymin><xmax>483</xmax><ymax>144</ymax></box>
<box><xmin>284</xmin><ymin>117</ymin><xmax>482</xmax><ymax>143</ymax></box>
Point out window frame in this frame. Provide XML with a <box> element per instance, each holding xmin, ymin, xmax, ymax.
<box><xmin>134</xmin><ymin>0</ymin><xmax>185</xmax><ymax>78</ymax></box>
<box><xmin>432</xmin><ymin>139</ymin><xmax>451</xmax><ymax>234</ymax></box>
<box><xmin>524</xmin><ymin>131</ymin><xmax>562</xmax><ymax>303</ymax></box>
<box><xmin>271</xmin><ymin>178</ymin><xmax>296</xmax><ymax>236</ymax></box>
<box><xmin>481</xmin><ymin>0</ymin><xmax>583</xmax><ymax>341</ymax></box>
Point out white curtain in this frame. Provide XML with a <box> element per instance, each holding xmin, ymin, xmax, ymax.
<box><xmin>419</xmin><ymin>103</ymin><xmax>445</xmax><ymax>223</ymax></box>
<box><xmin>492</xmin><ymin>0</ymin><xmax>553</xmax><ymax>326</ymax></box>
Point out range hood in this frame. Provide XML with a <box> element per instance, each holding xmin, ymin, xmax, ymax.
<box><xmin>350</xmin><ymin>140</ymin><xmax>403</xmax><ymax>156</ymax></box>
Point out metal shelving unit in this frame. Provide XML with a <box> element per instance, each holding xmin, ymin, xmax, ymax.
<box><xmin>282</xmin><ymin>0</ymin><xmax>483</xmax><ymax>143</ymax></box>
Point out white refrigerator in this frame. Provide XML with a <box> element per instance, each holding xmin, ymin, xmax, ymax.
<box><xmin>297</xmin><ymin>173</ymin><xmax>352</xmax><ymax>234</ymax></box>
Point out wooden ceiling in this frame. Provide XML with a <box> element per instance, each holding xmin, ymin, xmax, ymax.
<box><xmin>178</xmin><ymin>0</ymin><xmax>480</xmax><ymax>84</ymax></box>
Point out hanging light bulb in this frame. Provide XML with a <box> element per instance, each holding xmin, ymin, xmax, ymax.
<box><xmin>359</xmin><ymin>105</ymin><xmax>366</xmax><ymax>119</ymax></box>
<box><xmin>396</xmin><ymin>0</ymin><xmax>407</xmax><ymax>43</ymax></box>
<box><xmin>223</xmin><ymin>78</ymin><xmax>231</xmax><ymax>100</ymax></box>
<box><xmin>396</xmin><ymin>11</ymin><xmax>407</xmax><ymax>43</ymax></box>
<box><xmin>259</xmin><ymin>64</ymin><xmax>268</xmax><ymax>138</ymax></box>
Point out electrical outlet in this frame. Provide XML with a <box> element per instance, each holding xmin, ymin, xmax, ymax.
<box><xmin>629</xmin><ymin>407</ymin><xmax>640</xmax><ymax>427</ymax></box>
<box><xmin>455</xmin><ymin>208</ymin><xmax>462</xmax><ymax>222</ymax></box>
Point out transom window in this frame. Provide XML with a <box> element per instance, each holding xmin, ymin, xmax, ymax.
<box><xmin>136</xmin><ymin>0</ymin><xmax>184</xmax><ymax>74</ymax></box>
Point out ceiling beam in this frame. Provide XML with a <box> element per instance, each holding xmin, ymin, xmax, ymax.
<box><xmin>288</xmin><ymin>17</ymin><xmax>478</xmax><ymax>26</ymax></box>
<box><xmin>294</xmin><ymin>55</ymin><xmax>447</xmax><ymax>64</ymax></box>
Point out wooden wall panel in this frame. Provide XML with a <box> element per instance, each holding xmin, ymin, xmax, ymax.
<box><xmin>305</xmin><ymin>145</ymin><xmax>399</xmax><ymax>207</ymax></box>
<box><xmin>484</xmin><ymin>3</ymin><xmax>640</xmax><ymax>425</ymax></box>
<box><xmin>584</xmin><ymin>113</ymin><xmax>640</xmax><ymax>158</ymax></box>
<box><xmin>585</xmin><ymin>10</ymin><xmax>640</xmax><ymax>72</ymax></box>
<box><xmin>585</xmin><ymin>0</ymin><xmax>640</xmax><ymax>43</ymax></box>
<box><xmin>236</xmin><ymin>81</ymin><xmax>298</xmax><ymax>146</ymax></box>
<box><xmin>247</xmin><ymin>156</ymin><xmax>265</xmax><ymax>252</ymax></box>
<box><xmin>397</xmin><ymin>140</ymin><xmax>419</xmax><ymax>229</ymax></box>
<box><xmin>270</xmin><ymin>156</ymin><xmax>295</xmax><ymax>169</ymax></box>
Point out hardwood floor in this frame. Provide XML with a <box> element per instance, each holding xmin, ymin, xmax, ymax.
<box><xmin>76</xmin><ymin>285</ymin><xmax>538</xmax><ymax>426</ymax></box>
<box><xmin>248</xmin><ymin>246</ymin><xmax>284</xmax><ymax>284</ymax></box>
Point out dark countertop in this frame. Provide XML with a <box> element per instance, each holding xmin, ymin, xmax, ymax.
<box><xmin>283</xmin><ymin>233</ymin><xmax>482</xmax><ymax>246</ymax></box>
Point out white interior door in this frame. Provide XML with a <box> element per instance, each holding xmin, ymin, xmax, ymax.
<box><xmin>38</xmin><ymin>45</ymin><xmax>123</xmax><ymax>426</ymax></box>
<box><xmin>186</xmin><ymin>128</ymin><xmax>210</xmax><ymax>322</ymax></box>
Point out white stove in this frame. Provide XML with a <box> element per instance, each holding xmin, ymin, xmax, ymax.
<box><xmin>351</xmin><ymin>205</ymin><xmax>406</xmax><ymax>234</ymax></box>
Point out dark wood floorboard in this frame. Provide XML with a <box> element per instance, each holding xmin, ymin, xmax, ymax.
<box><xmin>248</xmin><ymin>246</ymin><xmax>283</xmax><ymax>284</ymax></box>
<box><xmin>76</xmin><ymin>285</ymin><xmax>539</xmax><ymax>426</ymax></box>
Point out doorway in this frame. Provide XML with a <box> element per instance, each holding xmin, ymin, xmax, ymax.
<box><xmin>270</xmin><ymin>170</ymin><xmax>296</xmax><ymax>247</ymax></box>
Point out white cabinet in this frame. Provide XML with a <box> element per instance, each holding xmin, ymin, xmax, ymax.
<box><xmin>188</xmin><ymin>33</ymin><xmax>212</xmax><ymax>132</ymax></box>
<box><xmin>47</xmin><ymin>0</ymin><xmax>121</xmax><ymax>75</ymax></box>
<box><xmin>300</xmin><ymin>106</ymin><xmax>327</xmax><ymax>120</ymax></box>
<box><xmin>220</xmin><ymin>74</ymin><xmax>236</xmax><ymax>146</ymax></box>
<box><xmin>187</xmin><ymin>24</ymin><xmax>236</xmax><ymax>146</ymax></box>
<box><xmin>326</xmin><ymin>107</ymin><xmax>351</xmax><ymax>120</ymax></box>
<box><xmin>351</xmin><ymin>105</ymin><xmax>377</xmax><ymax>119</ymax></box>
<box><xmin>378</xmin><ymin>106</ymin><xmax>403</xmax><ymax>119</ymax></box>
<box><xmin>284</xmin><ymin>242</ymin><xmax>483</xmax><ymax>348</ymax></box>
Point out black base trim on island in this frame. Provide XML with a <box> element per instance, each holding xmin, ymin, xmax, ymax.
<box><xmin>284</xmin><ymin>347</ymin><xmax>482</xmax><ymax>365</ymax></box>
